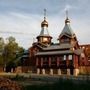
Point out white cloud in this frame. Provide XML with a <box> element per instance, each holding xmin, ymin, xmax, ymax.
<box><xmin>0</xmin><ymin>12</ymin><xmax>42</xmax><ymax>48</ymax></box>
<box><xmin>0</xmin><ymin>11</ymin><xmax>90</xmax><ymax>49</ymax></box>
<box><xmin>0</xmin><ymin>0</ymin><xmax>90</xmax><ymax>49</ymax></box>
<box><xmin>70</xmin><ymin>18</ymin><xmax>90</xmax><ymax>44</ymax></box>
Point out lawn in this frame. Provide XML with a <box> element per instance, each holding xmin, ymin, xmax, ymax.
<box><xmin>23</xmin><ymin>79</ymin><xmax>90</xmax><ymax>90</ymax></box>
<box><xmin>6</xmin><ymin>74</ymin><xmax>90</xmax><ymax>90</ymax></box>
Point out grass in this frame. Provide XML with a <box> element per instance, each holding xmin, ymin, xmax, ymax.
<box><xmin>8</xmin><ymin>74</ymin><xmax>90</xmax><ymax>90</ymax></box>
<box><xmin>23</xmin><ymin>79</ymin><xmax>90</xmax><ymax>90</ymax></box>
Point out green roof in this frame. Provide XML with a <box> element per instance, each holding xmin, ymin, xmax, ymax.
<box><xmin>37</xmin><ymin>27</ymin><xmax>51</xmax><ymax>38</ymax></box>
<box><xmin>59</xmin><ymin>22</ymin><xmax>76</xmax><ymax>38</ymax></box>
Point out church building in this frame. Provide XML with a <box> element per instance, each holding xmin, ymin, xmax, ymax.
<box><xmin>26</xmin><ymin>10</ymin><xmax>90</xmax><ymax>76</ymax></box>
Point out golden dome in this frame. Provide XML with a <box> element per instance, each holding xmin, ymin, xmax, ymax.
<box><xmin>41</xmin><ymin>19</ymin><xmax>48</xmax><ymax>27</ymax></box>
<box><xmin>41</xmin><ymin>9</ymin><xmax>48</xmax><ymax>27</ymax></box>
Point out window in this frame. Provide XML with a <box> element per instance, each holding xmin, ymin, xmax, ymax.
<box><xmin>69</xmin><ymin>55</ymin><xmax>72</xmax><ymax>60</ymax></box>
<box><xmin>43</xmin><ymin>37</ymin><xmax>48</xmax><ymax>42</ymax></box>
<box><xmin>64</xmin><ymin>38</ymin><xmax>70</xmax><ymax>42</ymax></box>
<box><xmin>61</xmin><ymin>39</ymin><xmax>64</xmax><ymax>43</ymax></box>
<box><xmin>51</xmin><ymin>56</ymin><xmax>56</xmax><ymax>62</ymax></box>
<box><xmin>63</xmin><ymin>55</ymin><xmax>66</xmax><ymax>60</ymax></box>
<box><xmin>60</xmin><ymin>36</ymin><xmax>70</xmax><ymax>43</ymax></box>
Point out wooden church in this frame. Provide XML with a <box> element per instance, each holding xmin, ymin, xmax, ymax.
<box><xmin>22</xmin><ymin>10</ymin><xmax>90</xmax><ymax>76</ymax></box>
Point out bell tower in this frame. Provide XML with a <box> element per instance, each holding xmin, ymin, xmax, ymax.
<box><xmin>37</xmin><ymin>9</ymin><xmax>52</xmax><ymax>45</ymax></box>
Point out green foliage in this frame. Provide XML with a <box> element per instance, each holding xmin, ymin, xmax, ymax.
<box><xmin>5</xmin><ymin>37</ymin><xmax>18</xmax><ymax>60</ymax></box>
<box><xmin>0</xmin><ymin>55</ymin><xmax>4</xmax><ymax>65</ymax></box>
<box><xmin>0</xmin><ymin>36</ymin><xmax>24</xmax><ymax>70</ymax></box>
<box><xmin>0</xmin><ymin>37</ymin><xmax>5</xmax><ymax>65</ymax></box>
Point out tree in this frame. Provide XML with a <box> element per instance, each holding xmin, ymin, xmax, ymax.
<box><xmin>3</xmin><ymin>36</ymin><xmax>24</xmax><ymax>72</ymax></box>
<box><xmin>5</xmin><ymin>36</ymin><xmax>18</xmax><ymax>62</ymax></box>
<box><xmin>0</xmin><ymin>36</ymin><xmax>24</xmax><ymax>72</ymax></box>
<box><xmin>0</xmin><ymin>37</ymin><xmax>5</xmax><ymax>65</ymax></box>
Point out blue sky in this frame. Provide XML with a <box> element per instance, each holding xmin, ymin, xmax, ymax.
<box><xmin>0</xmin><ymin>0</ymin><xmax>90</xmax><ymax>49</ymax></box>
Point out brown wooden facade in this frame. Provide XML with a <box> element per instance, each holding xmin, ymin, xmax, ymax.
<box><xmin>21</xmin><ymin>12</ymin><xmax>90</xmax><ymax>76</ymax></box>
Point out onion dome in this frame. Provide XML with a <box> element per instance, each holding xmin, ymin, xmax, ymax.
<box><xmin>41</xmin><ymin>18</ymin><xmax>48</xmax><ymax>27</ymax></box>
<box><xmin>65</xmin><ymin>17</ymin><xmax>70</xmax><ymax>24</ymax></box>
<box><xmin>37</xmin><ymin>9</ymin><xmax>52</xmax><ymax>44</ymax></box>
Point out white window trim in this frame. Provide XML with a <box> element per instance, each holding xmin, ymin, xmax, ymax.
<box><xmin>63</xmin><ymin>55</ymin><xmax>66</xmax><ymax>60</ymax></box>
<box><xmin>69</xmin><ymin>55</ymin><xmax>72</xmax><ymax>60</ymax></box>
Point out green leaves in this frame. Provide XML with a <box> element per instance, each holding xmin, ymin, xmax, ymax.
<box><xmin>0</xmin><ymin>36</ymin><xmax>24</xmax><ymax>70</ymax></box>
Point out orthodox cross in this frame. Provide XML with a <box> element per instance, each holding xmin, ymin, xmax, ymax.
<box><xmin>44</xmin><ymin>9</ymin><xmax>46</xmax><ymax>20</ymax></box>
<box><xmin>66</xmin><ymin>10</ymin><xmax>68</xmax><ymax>19</ymax></box>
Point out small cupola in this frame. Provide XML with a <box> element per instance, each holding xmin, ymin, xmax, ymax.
<box><xmin>65</xmin><ymin>10</ymin><xmax>70</xmax><ymax>24</ymax></box>
<box><xmin>41</xmin><ymin>9</ymin><xmax>48</xmax><ymax>27</ymax></box>
<box><xmin>37</xmin><ymin>9</ymin><xmax>52</xmax><ymax>45</ymax></box>
<box><xmin>58</xmin><ymin>11</ymin><xmax>77</xmax><ymax>45</ymax></box>
<box><xmin>41</xmin><ymin>18</ymin><xmax>48</xmax><ymax>27</ymax></box>
<box><xmin>65</xmin><ymin>17</ymin><xmax>70</xmax><ymax>24</ymax></box>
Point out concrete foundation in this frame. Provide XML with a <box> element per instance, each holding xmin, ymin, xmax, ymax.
<box><xmin>58</xmin><ymin>69</ymin><xmax>61</xmax><ymax>75</ymax></box>
<box><xmin>42</xmin><ymin>68</ymin><xmax>45</xmax><ymax>75</ymax></box>
<box><xmin>74</xmin><ymin>69</ymin><xmax>79</xmax><ymax>76</ymax></box>
<box><xmin>50</xmin><ymin>69</ymin><xmax>53</xmax><ymax>75</ymax></box>
<box><xmin>67</xmin><ymin>69</ymin><xmax>70</xmax><ymax>75</ymax></box>
<box><xmin>37</xmin><ymin>68</ymin><xmax>40</xmax><ymax>74</ymax></box>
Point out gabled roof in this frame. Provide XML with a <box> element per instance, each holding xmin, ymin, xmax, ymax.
<box><xmin>33</xmin><ymin>42</ymin><xmax>47</xmax><ymax>48</ymax></box>
<box><xmin>43</xmin><ymin>43</ymin><xmax>73</xmax><ymax>51</ymax></box>
<box><xmin>33</xmin><ymin>42</ymin><xmax>74</xmax><ymax>51</ymax></box>
<box><xmin>35</xmin><ymin>50</ymin><xmax>73</xmax><ymax>56</ymax></box>
<box><xmin>59</xmin><ymin>24</ymin><xmax>75</xmax><ymax>38</ymax></box>
<box><xmin>59</xmin><ymin>18</ymin><xmax>76</xmax><ymax>39</ymax></box>
<box><xmin>36</xmin><ymin>49</ymin><xmax>83</xmax><ymax>56</ymax></box>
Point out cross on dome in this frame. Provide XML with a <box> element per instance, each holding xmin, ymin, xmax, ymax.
<box><xmin>65</xmin><ymin>10</ymin><xmax>70</xmax><ymax>24</ymax></box>
<box><xmin>41</xmin><ymin>9</ymin><xmax>48</xmax><ymax>27</ymax></box>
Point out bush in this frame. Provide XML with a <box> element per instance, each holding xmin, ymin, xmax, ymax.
<box><xmin>0</xmin><ymin>77</ymin><xmax>22</xmax><ymax>90</ymax></box>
